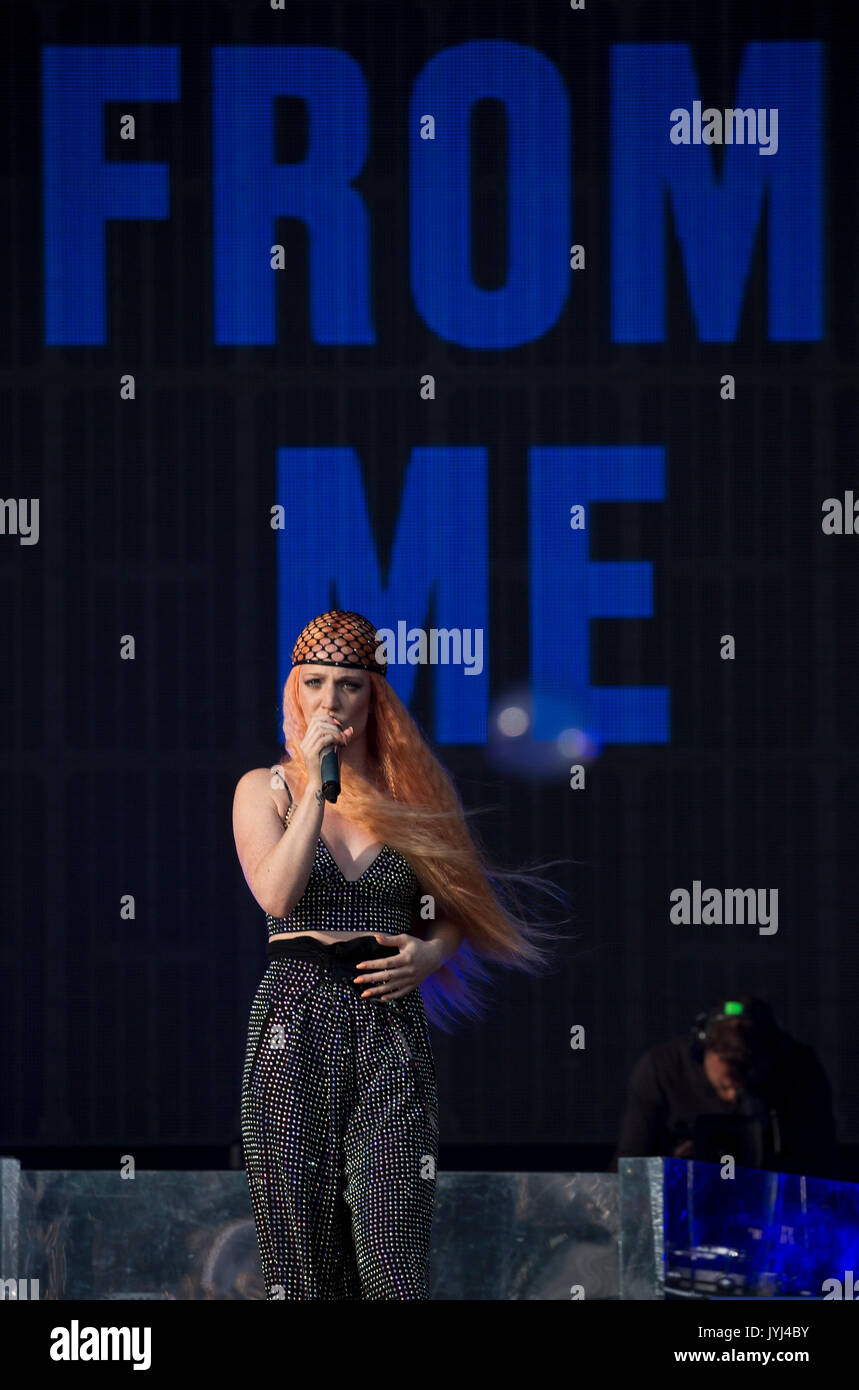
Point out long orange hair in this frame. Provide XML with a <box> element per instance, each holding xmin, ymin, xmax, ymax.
<box><xmin>279</xmin><ymin>666</ymin><xmax>570</xmax><ymax>1030</ymax></box>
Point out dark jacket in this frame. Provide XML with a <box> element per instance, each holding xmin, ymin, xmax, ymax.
<box><xmin>615</xmin><ymin>1033</ymin><xmax>837</xmax><ymax>1180</ymax></box>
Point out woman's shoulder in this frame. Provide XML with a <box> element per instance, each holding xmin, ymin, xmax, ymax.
<box><xmin>234</xmin><ymin>763</ymin><xmax>297</xmax><ymax>816</ymax></box>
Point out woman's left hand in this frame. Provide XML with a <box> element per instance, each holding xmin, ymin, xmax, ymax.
<box><xmin>354</xmin><ymin>934</ymin><xmax>443</xmax><ymax>1001</ymax></box>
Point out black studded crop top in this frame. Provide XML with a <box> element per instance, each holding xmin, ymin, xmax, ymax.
<box><xmin>265</xmin><ymin>787</ymin><xmax>420</xmax><ymax>939</ymax></box>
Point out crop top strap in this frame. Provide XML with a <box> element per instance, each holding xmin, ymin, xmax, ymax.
<box><xmin>273</xmin><ymin>764</ymin><xmax>293</xmax><ymax>806</ymax></box>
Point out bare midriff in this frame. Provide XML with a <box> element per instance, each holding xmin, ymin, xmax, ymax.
<box><xmin>268</xmin><ymin>929</ymin><xmax>381</xmax><ymax>944</ymax></box>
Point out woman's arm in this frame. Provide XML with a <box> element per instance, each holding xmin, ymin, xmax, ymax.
<box><xmin>412</xmin><ymin>903</ymin><xmax>464</xmax><ymax>968</ymax></box>
<box><xmin>359</xmin><ymin>909</ymin><xmax>465</xmax><ymax>1001</ymax></box>
<box><xmin>232</xmin><ymin>766</ymin><xmax>324</xmax><ymax>918</ymax></box>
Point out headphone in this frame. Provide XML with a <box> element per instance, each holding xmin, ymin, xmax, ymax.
<box><xmin>689</xmin><ymin>996</ymin><xmax>789</xmax><ymax>1066</ymax></box>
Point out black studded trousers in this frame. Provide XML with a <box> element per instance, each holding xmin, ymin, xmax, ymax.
<box><xmin>241</xmin><ymin>936</ymin><xmax>438</xmax><ymax>1300</ymax></box>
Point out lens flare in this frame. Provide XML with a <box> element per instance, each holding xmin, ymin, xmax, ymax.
<box><xmin>486</xmin><ymin>685</ymin><xmax>602</xmax><ymax>779</ymax></box>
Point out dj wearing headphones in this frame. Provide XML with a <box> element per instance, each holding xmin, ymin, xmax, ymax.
<box><xmin>615</xmin><ymin>995</ymin><xmax>837</xmax><ymax>1179</ymax></box>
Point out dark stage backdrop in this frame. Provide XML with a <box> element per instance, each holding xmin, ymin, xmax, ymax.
<box><xmin>1</xmin><ymin>0</ymin><xmax>857</xmax><ymax>1162</ymax></box>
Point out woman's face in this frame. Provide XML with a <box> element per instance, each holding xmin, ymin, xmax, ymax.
<box><xmin>297</xmin><ymin>664</ymin><xmax>372</xmax><ymax>741</ymax></box>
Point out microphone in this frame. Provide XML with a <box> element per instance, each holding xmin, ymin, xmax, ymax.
<box><xmin>320</xmin><ymin>743</ymin><xmax>341</xmax><ymax>803</ymax></box>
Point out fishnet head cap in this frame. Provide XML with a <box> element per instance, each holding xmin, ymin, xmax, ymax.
<box><xmin>291</xmin><ymin>610</ymin><xmax>387</xmax><ymax>677</ymax></box>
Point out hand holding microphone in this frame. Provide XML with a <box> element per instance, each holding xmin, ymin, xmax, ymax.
<box><xmin>300</xmin><ymin>713</ymin><xmax>353</xmax><ymax>803</ymax></box>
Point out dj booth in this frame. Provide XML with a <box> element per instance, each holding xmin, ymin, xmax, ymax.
<box><xmin>3</xmin><ymin>1156</ymin><xmax>858</xmax><ymax>1300</ymax></box>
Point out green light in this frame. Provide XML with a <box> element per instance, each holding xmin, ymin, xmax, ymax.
<box><xmin>724</xmin><ymin>1000</ymin><xmax>744</xmax><ymax>1016</ymax></box>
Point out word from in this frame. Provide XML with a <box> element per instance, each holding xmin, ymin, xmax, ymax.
<box><xmin>42</xmin><ymin>41</ymin><xmax>821</xmax><ymax>345</ymax></box>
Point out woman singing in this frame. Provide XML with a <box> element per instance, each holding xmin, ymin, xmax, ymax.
<box><xmin>233</xmin><ymin>609</ymin><xmax>556</xmax><ymax>1300</ymax></box>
